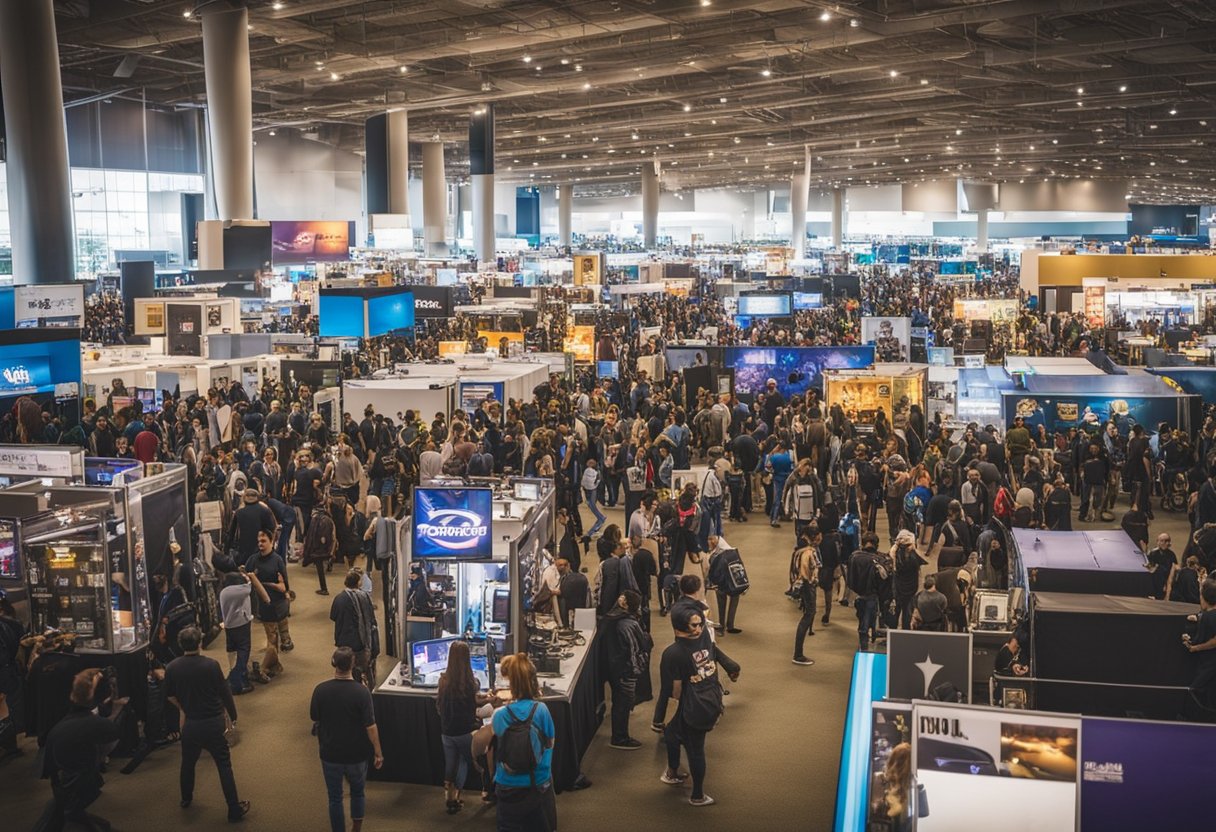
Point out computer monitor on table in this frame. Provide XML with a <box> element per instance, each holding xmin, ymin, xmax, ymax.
<box><xmin>411</xmin><ymin>636</ymin><xmax>493</xmax><ymax>690</ymax></box>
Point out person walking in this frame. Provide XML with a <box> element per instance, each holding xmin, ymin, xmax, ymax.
<box><xmin>165</xmin><ymin>626</ymin><xmax>251</xmax><ymax>822</ymax></box>
<box><xmin>846</xmin><ymin>532</ymin><xmax>890</xmax><ymax>651</ymax></box>
<box><xmin>793</xmin><ymin>528</ymin><xmax>822</xmax><ymax>666</ymax></box>
<box><xmin>766</xmin><ymin>440</ymin><xmax>794</xmax><ymax>527</ymax></box>
<box><xmin>891</xmin><ymin>530</ymin><xmax>925</xmax><ymax>630</ymax></box>
<box><xmin>492</xmin><ymin>653</ymin><xmax>557</xmax><ymax>831</ymax></box>
<box><xmin>330</xmin><ymin>570</ymin><xmax>377</xmax><ymax>687</ymax></box>
<box><xmin>310</xmin><ymin>647</ymin><xmax>384</xmax><ymax>832</ymax></box>
<box><xmin>603</xmin><ymin>590</ymin><xmax>652</xmax><ymax>750</ymax></box>
<box><xmin>581</xmin><ymin>457</ymin><xmax>607</xmax><ymax>538</ymax></box>
<box><xmin>706</xmin><ymin>534</ymin><xmax>745</xmax><ymax>635</ymax></box>
<box><xmin>437</xmin><ymin>641</ymin><xmax>492</xmax><ymax>815</ymax></box>
<box><xmin>245</xmin><ymin>530</ymin><xmax>290</xmax><ymax>678</ymax></box>
<box><xmin>218</xmin><ymin>569</ymin><xmax>270</xmax><ymax>694</ymax></box>
<box><xmin>302</xmin><ymin>499</ymin><xmax>337</xmax><ymax>596</ymax></box>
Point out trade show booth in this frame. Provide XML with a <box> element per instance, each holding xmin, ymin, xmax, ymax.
<box><xmin>822</xmin><ymin>363</ymin><xmax>927</xmax><ymax>430</ymax></box>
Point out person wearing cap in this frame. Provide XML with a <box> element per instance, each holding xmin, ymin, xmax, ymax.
<box><xmin>226</xmin><ymin>489</ymin><xmax>278</xmax><ymax>564</ymax></box>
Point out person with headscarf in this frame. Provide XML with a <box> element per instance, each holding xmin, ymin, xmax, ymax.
<box><xmin>1012</xmin><ymin>487</ymin><xmax>1036</xmax><ymax>528</ymax></box>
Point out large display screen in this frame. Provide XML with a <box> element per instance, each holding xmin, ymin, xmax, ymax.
<box><xmin>1004</xmin><ymin>392</ymin><xmax>1183</xmax><ymax>436</ymax></box>
<box><xmin>413</xmin><ymin>488</ymin><xmax>494</xmax><ymax>560</ymax></box>
<box><xmin>318</xmin><ymin>293</ymin><xmax>365</xmax><ymax>338</ymax></box>
<box><xmin>793</xmin><ymin>292</ymin><xmax>823</xmax><ymax>310</ymax></box>
<box><xmin>271</xmin><ymin>220</ymin><xmax>354</xmax><ymax>264</ymax></box>
<box><xmin>223</xmin><ymin>225</ymin><xmax>272</xmax><ymax>270</ymax></box>
<box><xmin>721</xmin><ymin>345</ymin><xmax>875</xmax><ymax>398</ymax></box>
<box><xmin>366</xmin><ymin>291</ymin><xmax>416</xmax><ymax>336</ymax></box>
<box><xmin>737</xmin><ymin>293</ymin><xmax>792</xmax><ymax>317</ymax></box>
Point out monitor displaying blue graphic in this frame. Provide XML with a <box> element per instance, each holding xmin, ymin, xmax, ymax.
<box><xmin>318</xmin><ymin>293</ymin><xmax>364</xmax><ymax>338</ymax></box>
<box><xmin>366</xmin><ymin>291</ymin><xmax>415</xmax><ymax>336</ymax></box>
<box><xmin>724</xmin><ymin>345</ymin><xmax>874</xmax><ymax>398</ymax></box>
<box><xmin>597</xmin><ymin>360</ymin><xmax>619</xmax><ymax>378</ymax></box>
<box><xmin>793</xmin><ymin>292</ymin><xmax>823</xmax><ymax>310</ymax></box>
<box><xmin>413</xmin><ymin>488</ymin><xmax>494</xmax><ymax>560</ymax></box>
<box><xmin>737</xmin><ymin>293</ymin><xmax>792</xmax><ymax>317</ymax></box>
<box><xmin>410</xmin><ymin>636</ymin><xmax>492</xmax><ymax>689</ymax></box>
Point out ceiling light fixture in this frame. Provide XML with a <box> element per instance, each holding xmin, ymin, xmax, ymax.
<box><xmin>761</xmin><ymin>69</ymin><xmax>772</xmax><ymax>77</ymax></box>
<box><xmin>399</xmin><ymin>66</ymin><xmax>407</xmax><ymax>74</ymax></box>
<box><xmin>330</xmin><ymin>72</ymin><xmax>339</xmax><ymax>81</ymax></box>
<box><xmin>522</xmin><ymin>55</ymin><xmax>532</xmax><ymax>63</ymax></box>
<box><xmin>1119</xmin><ymin>84</ymin><xmax>1128</xmax><ymax>92</ymax></box>
<box><xmin>920</xmin><ymin>78</ymin><xmax>929</xmax><ymax>85</ymax></box>
<box><xmin>889</xmin><ymin>70</ymin><xmax>898</xmax><ymax>78</ymax></box>
<box><xmin>560</xmin><ymin>59</ymin><xmax>570</xmax><ymax>65</ymax></box>
<box><xmin>273</xmin><ymin>1</ymin><xmax>285</xmax><ymax>9</ymax></box>
<box><xmin>701</xmin><ymin>0</ymin><xmax>711</xmax><ymax>6</ymax></box>
<box><xmin>719</xmin><ymin>96</ymin><xmax>727</xmax><ymax>103</ymax></box>
<box><xmin>582</xmin><ymin>82</ymin><xmax>591</xmax><ymax>90</ymax></box>
<box><xmin>1169</xmin><ymin>108</ymin><xmax>1178</xmax><ymax>115</ymax></box>
<box><xmin>575</xmin><ymin>64</ymin><xmax>583</xmax><ymax>71</ymax></box>
<box><xmin>268</xmin><ymin>130</ymin><xmax>276</xmax><ymax>136</ymax></box>
<box><xmin>1076</xmin><ymin>86</ymin><xmax>1084</xmax><ymax>94</ymax></box>
<box><xmin>849</xmin><ymin>18</ymin><xmax>859</xmax><ymax>27</ymax></box>
<box><xmin>183</xmin><ymin>9</ymin><xmax>192</xmax><ymax>18</ymax></box>
<box><xmin>683</xmin><ymin>103</ymin><xmax>692</xmax><ymax>112</ymax></box>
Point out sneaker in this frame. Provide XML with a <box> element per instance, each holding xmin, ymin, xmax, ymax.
<box><xmin>660</xmin><ymin>770</ymin><xmax>689</xmax><ymax>785</ymax></box>
<box><xmin>610</xmin><ymin>738</ymin><xmax>643</xmax><ymax>750</ymax></box>
<box><xmin>792</xmin><ymin>656</ymin><xmax>815</xmax><ymax>666</ymax></box>
<box><xmin>650</xmin><ymin>722</ymin><xmax>665</xmax><ymax>734</ymax></box>
<box><xmin>315</xmin><ymin>589</ymin><xmax>330</xmax><ymax>596</ymax></box>
<box><xmin>280</xmin><ymin>639</ymin><xmax>295</xmax><ymax>652</ymax></box>
<box><xmin>250</xmin><ymin>664</ymin><xmax>271</xmax><ymax>684</ymax></box>
<box><xmin>228</xmin><ymin>800</ymin><xmax>251</xmax><ymax>822</ymax></box>
<box><xmin>727</xmin><ymin>627</ymin><xmax>743</xmax><ymax>634</ymax></box>
<box><xmin>689</xmin><ymin>795</ymin><xmax>716</xmax><ymax>807</ymax></box>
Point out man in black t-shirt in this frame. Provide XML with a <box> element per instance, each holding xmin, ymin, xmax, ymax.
<box><xmin>1183</xmin><ymin>581</ymin><xmax>1216</xmax><ymax>715</ymax></box>
<box><xmin>165</xmin><ymin>626</ymin><xmax>249</xmax><ymax>821</ymax></box>
<box><xmin>310</xmin><ymin>647</ymin><xmax>383</xmax><ymax>832</ymax></box>
<box><xmin>291</xmin><ymin>449</ymin><xmax>324</xmax><ymax>534</ymax></box>
<box><xmin>246</xmin><ymin>530</ymin><xmax>291</xmax><ymax>676</ymax></box>
<box><xmin>1146</xmin><ymin>533</ymin><xmax>1177</xmax><ymax>600</ymax></box>
<box><xmin>228</xmin><ymin>490</ymin><xmax>277</xmax><ymax>561</ymax></box>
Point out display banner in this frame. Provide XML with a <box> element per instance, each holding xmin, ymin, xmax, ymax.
<box><xmin>564</xmin><ymin>325</ymin><xmax>595</xmax><ymax>362</ymax></box>
<box><xmin>862</xmin><ymin>317</ymin><xmax>912</xmax><ymax>362</ymax></box>
<box><xmin>412</xmin><ymin>488</ymin><xmax>494</xmax><ymax>559</ymax></box>
<box><xmin>928</xmin><ymin>347</ymin><xmax>955</xmax><ymax>366</ymax></box>
<box><xmin>438</xmin><ymin>341</ymin><xmax>468</xmax><ymax>357</ymax></box>
<box><xmin>1004</xmin><ymin>392</ymin><xmax>1185</xmax><ymax>436</ymax></box>
<box><xmin>14</xmin><ymin>284</ymin><xmax>85</xmax><ymax>327</ymax></box>
<box><xmin>459</xmin><ymin>381</ymin><xmax>504</xmax><ymax>416</ymax></box>
<box><xmin>410</xmin><ymin>285</ymin><xmax>455</xmax><ymax>318</ymax></box>
<box><xmin>1082</xmin><ymin>278</ymin><xmax>1106</xmax><ymax>328</ymax></box>
<box><xmin>1079</xmin><ymin>717</ymin><xmax>1214</xmax><ymax>830</ymax></box>
<box><xmin>573</xmin><ymin>253</ymin><xmax>601</xmax><ymax>286</ymax></box>
<box><xmin>952</xmin><ymin>298</ymin><xmax>1018</xmax><ymax>326</ymax></box>
<box><xmin>867</xmin><ymin>703</ymin><xmax>914</xmax><ymax>831</ymax></box>
<box><xmin>887</xmin><ymin>630</ymin><xmax>972</xmax><ymax>702</ymax></box>
<box><xmin>270</xmin><ymin>220</ymin><xmax>354</xmax><ymax>264</ymax></box>
<box><xmin>0</xmin><ymin>446</ymin><xmax>82</xmax><ymax>479</ymax></box>
<box><xmin>914</xmin><ymin>703</ymin><xmax>1081</xmax><ymax>832</ymax></box>
<box><xmin>0</xmin><ymin>357</ymin><xmax>52</xmax><ymax>394</ymax></box>
<box><xmin>166</xmin><ymin>303</ymin><xmax>203</xmax><ymax>356</ymax></box>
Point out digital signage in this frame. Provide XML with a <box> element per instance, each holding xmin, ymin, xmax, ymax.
<box><xmin>271</xmin><ymin>220</ymin><xmax>354</xmax><ymax>264</ymax></box>
<box><xmin>737</xmin><ymin>293</ymin><xmax>792</xmax><ymax>317</ymax></box>
<box><xmin>366</xmin><ymin>291</ymin><xmax>415</xmax><ymax>336</ymax></box>
<box><xmin>413</xmin><ymin>488</ymin><xmax>494</xmax><ymax>560</ymax></box>
<box><xmin>793</xmin><ymin>292</ymin><xmax>823</xmax><ymax>310</ymax></box>
<box><xmin>318</xmin><ymin>293</ymin><xmax>365</xmax><ymax>338</ymax></box>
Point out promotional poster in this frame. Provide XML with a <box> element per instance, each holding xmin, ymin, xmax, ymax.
<box><xmin>867</xmin><ymin>703</ymin><xmax>914</xmax><ymax>832</ymax></box>
<box><xmin>1003</xmin><ymin>392</ymin><xmax>1183</xmax><ymax>436</ymax></box>
<box><xmin>1082</xmin><ymin>279</ymin><xmax>1106</xmax><ymax>328</ymax></box>
<box><xmin>862</xmin><ymin>317</ymin><xmax>912</xmax><ymax>362</ymax></box>
<box><xmin>271</xmin><ymin>220</ymin><xmax>354</xmax><ymax>263</ymax></box>
<box><xmin>1079</xmin><ymin>717</ymin><xmax>1213</xmax><ymax>830</ymax></box>
<box><xmin>953</xmin><ymin>299</ymin><xmax>1019</xmax><ymax>328</ymax></box>
<box><xmin>573</xmin><ymin>253</ymin><xmax>602</xmax><ymax>286</ymax></box>
<box><xmin>887</xmin><ymin>630</ymin><xmax>972</xmax><ymax>703</ymax></box>
<box><xmin>318</xmin><ymin>293</ymin><xmax>365</xmax><ymax>338</ymax></box>
<box><xmin>14</xmin><ymin>284</ymin><xmax>85</xmax><ymax>328</ymax></box>
<box><xmin>914</xmin><ymin>704</ymin><xmax>1080</xmax><ymax>832</ymax></box>
<box><xmin>413</xmin><ymin>488</ymin><xmax>494</xmax><ymax>560</ymax></box>
<box><xmin>459</xmin><ymin>381</ymin><xmax>504</xmax><ymax>417</ymax></box>
<box><xmin>564</xmin><ymin>325</ymin><xmax>595</xmax><ymax>363</ymax></box>
<box><xmin>722</xmin><ymin>346</ymin><xmax>875</xmax><ymax>398</ymax></box>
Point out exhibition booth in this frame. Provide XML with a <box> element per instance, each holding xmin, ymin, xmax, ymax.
<box><xmin>822</xmin><ymin>363</ymin><xmax>927</xmax><ymax>431</ymax></box>
<box><xmin>664</xmin><ymin>344</ymin><xmax>876</xmax><ymax>402</ymax></box>
<box><xmin>370</xmin><ymin>477</ymin><xmax>603</xmax><ymax>792</ymax></box>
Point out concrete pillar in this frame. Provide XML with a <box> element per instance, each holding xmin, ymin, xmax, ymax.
<box><xmin>387</xmin><ymin>110</ymin><xmax>409</xmax><ymax>215</ymax></box>
<box><xmin>0</xmin><ymin>0</ymin><xmax>75</xmax><ymax>284</ymax></box>
<box><xmin>976</xmin><ymin>208</ymin><xmax>990</xmax><ymax>253</ymax></box>
<box><xmin>558</xmin><ymin>184</ymin><xmax>574</xmax><ymax>248</ymax></box>
<box><xmin>831</xmin><ymin>188</ymin><xmax>845</xmax><ymax>249</ymax></box>
<box><xmin>421</xmin><ymin>142</ymin><xmax>447</xmax><ymax>256</ymax></box>
<box><xmin>470</xmin><ymin>105</ymin><xmax>495</xmax><ymax>263</ymax></box>
<box><xmin>201</xmin><ymin>4</ymin><xmax>254</xmax><ymax>220</ymax></box>
<box><xmin>641</xmin><ymin>162</ymin><xmax>660</xmax><ymax>249</ymax></box>
<box><xmin>790</xmin><ymin>174</ymin><xmax>808</xmax><ymax>259</ymax></box>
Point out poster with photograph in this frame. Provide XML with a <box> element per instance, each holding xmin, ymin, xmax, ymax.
<box><xmin>1082</xmin><ymin>278</ymin><xmax>1106</xmax><ymax>328</ymax></box>
<box><xmin>867</xmin><ymin>703</ymin><xmax>914</xmax><ymax>831</ymax></box>
<box><xmin>914</xmin><ymin>703</ymin><xmax>1080</xmax><ymax>832</ymax></box>
<box><xmin>564</xmin><ymin>325</ymin><xmax>595</xmax><ymax>363</ymax></box>
<box><xmin>573</xmin><ymin>254</ymin><xmax>602</xmax><ymax>286</ymax></box>
<box><xmin>862</xmin><ymin>317</ymin><xmax>912</xmax><ymax>362</ymax></box>
<box><xmin>145</xmin><ymin>303</ymin><xmax>164</xmax><ymax>331</ymax></box>
<box><xmin>206</xmin><ymin>304</ymin><xmax>223</xmax><ymax>328</ymax></box>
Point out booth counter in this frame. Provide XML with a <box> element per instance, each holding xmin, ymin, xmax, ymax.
<box><xmin>1011</xmin><ymin>528</ymin><xmax>1152</xmax><ymax>597</ymax></box>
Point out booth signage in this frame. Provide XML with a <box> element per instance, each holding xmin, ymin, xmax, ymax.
<box><xmin>14</xmin><ymin>284</ymin><xmax>85</xmax><ymax>327</ymax></box>
<box><xmin>887</xmin><ymin>630</ymin><xmax>972</xmax><ymax>702</ymax></box>
<box><xmin>413</xmin><ymin>488</ymin><xmax>494</xmax><ymax>559</ymax></box>
<box><xmin>459</xmin><ymin>381</ymin><xmax>505</xmax><ymax>416</ymax></box>
<box><xmin>0</xmin><ymin>357</ymin><xmax>51</xmax><ymax>393</ymax></box>
<box><xmin>0</xmin><ymin>446</ymin><xmax>80</xmax><ymax>478</ymax></box>
<box><xmin>1082</xmin><ymin>278</ymin><xmax>1106</xmax><ymax>328</ymax></box>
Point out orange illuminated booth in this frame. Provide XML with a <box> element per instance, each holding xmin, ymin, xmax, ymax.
<box><xmin>823</xmin><ymin>363</ymin><xmax>927</xmax><ymax>431</ymax></box>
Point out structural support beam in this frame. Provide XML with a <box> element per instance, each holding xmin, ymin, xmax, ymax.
<box><xmin>470</xmin><ymin>105</ymin><xmax>495</xmax><ymax>263</ymax></box>
<box><xmin>641</xmin><ymin>162</ymin><xmax>660</xmax><ymax>249</ymax></box>
<box><xmin>421</xmin><ymin>142</ymin><xmax>447</xmax><ymax>256</ymax></box>
<box><xmin>558</xmin><ymin>184</ymin><xmax>573</xmax><ymax>248</ymax></box>
<box><xmin>831</xmin><ymin>188</ymin><xmax>845</xmax><ymax>250</ymax></box>
<box><xmin>976</xmin><ymin>208</ymin><xmax>989</xmax><ymax>254</ymax></box>
<box><xmin>201</xmin><ymin>4</ymin><xmax>254</xmax><ymax>220</ymax></box>
<box><xmin>790</xmin><ymin>173</ymin><xmax>808</xmax><ymax>260</ymax></box>
<box><xmin>0</xmin><ymin>0</ymin><xmax>75</xmax><ymax>284</ymax></box>
<box><xmin>387</xmin><ymin>110</ymin><xmax>409</xmax><ymax>215</ymax></box>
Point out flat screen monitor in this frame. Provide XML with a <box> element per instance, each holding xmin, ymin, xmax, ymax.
<box><xmin>271</xmin><ymin>221</ymin><xmax>353</xmax><ymax>264</ymax></box>
<box><xmin>596</xmin><ymin>360</ymin><xmax>618</xmax><ymax>378</ymax></box>
<box><xmin>793</xmin><ymin>292</ymin><xmax>823</xmax><ymax>310</ymax></box>
<box><xmin>318</xmin><ymin>293</ymin><xmax>365</xmax><ymax>338</ymax></box>
<box><xmin>467</xmin><ymin>640</ymin><xmax>492</xmax><ymax>690</ymax></box>
<box><xmin>366</xmin><ymin>291</ymin><xmax>416</xmax><ymax>336</ymax></box>
<box><xmin>737</xmin><ymin>293</ymin><xmax>792</xmax><ymax>317</ymax></box>
<box><xmin>512</xmin><ymin>481</ymin><xmax>540</xmax><ymax>501</ymax></box>
<box><xmin>410</xmin><ymin>636</ymin><xmax>457</xmax><ymax>686</ymax></box>
<box><xmin>490</xmin><ymin>588</ymin><xmax>511</xmax><ymax>625</ymax></box>
<box><xmin>0</xmin><ymin>518</ymin><xmax>18</xmax><ymax>580</ymax></box>
<box><xmin>413</xmin><ymin>488</ymin><xmax>494</xmax><ymax>559</ymax></box>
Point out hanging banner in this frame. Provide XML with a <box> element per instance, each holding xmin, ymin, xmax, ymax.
<box><xmin>564</xmin><ymin>325</ymin><xmax>595</xmax><ymax>362</ymax></box>
<box><xmin>573</xmin><ymin>253</ymin><xmax>602</xmax><ymax>286</ymax></box>
<box><xmin>1082</xmin><ymin>278</ymin><xmax>1106</xmax><ymax>328</ymax></box>
<box><xmin>14</xmin><ymin>284</ymin><xmax>85</xmax><ymax>327</ymax></box>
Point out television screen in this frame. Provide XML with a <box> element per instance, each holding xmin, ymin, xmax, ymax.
<box><xmin>737</xmin><ymin>293</ymin><xmax>792</xmax><ymax>317</ymax></box>
<box><xmin>596</xmin><ymin>360</ymin><xmax>619</xmax><ymax>378</ymax></box>
<box><xmin>410</xmin><ymin>636</ymin><xmax>457</xmax><ymax>685</ymax></box>
<box><xmin>366</xmin><ymin>292</ymin><xmax>416</xmax><ymax>336</ymax></box>
<box><xmin>318</xmin><ymin>293</ymin><xmax>364</xmax><ymax>338</ymax></box>
<box><xmin>223</xmin><ymin>225</ymin><xmax>272</xmax><ymax>270</ymax></box>
<box><xmin>793</xmin><ymin>292</ymin><xmax>823</xmax><ymax>310</ymax></box>
<box><xmin>270</xmin><ymin>221</ymin><xmax>354</xmax><ymax>264</ymax></box>
<box><xmin>413</xmin><ymin>488</ymin><xmax>494</xmax><ymax>559</ymax></box>
<box><xmin>513</xmin><ymin>481</ymin><xmax>540</xmax><ymax>501</ymax></box>
<box><xmin>491</xmin><ymin>588</ymin><xmax>511</xmax><ymax>625</ymax></box>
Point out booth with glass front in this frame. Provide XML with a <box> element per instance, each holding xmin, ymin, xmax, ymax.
<box><xmin>822</xmin><ymin>363</ymin><xmax>927</xmax><ymax>431</ymax></box>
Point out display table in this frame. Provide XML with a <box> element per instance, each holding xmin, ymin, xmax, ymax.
<box><xmin>369</xmin><ymin>613</ymin><xmax>603</xmax><ymax>793</ymax></box>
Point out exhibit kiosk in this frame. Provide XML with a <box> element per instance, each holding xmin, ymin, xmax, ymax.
<box><xmin>822</xmin><ymin>363</ymin><xmax>928</xmax><ymax>431</ymax></box>
<box><xmin>371</xmin><ymin>476</ymin><xmax>604</xmax><ymax>791</ymax></box>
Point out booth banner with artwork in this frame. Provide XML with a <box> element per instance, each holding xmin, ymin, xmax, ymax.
<box><xmin>663</xmin><ymin>346</ymin><xmax>874</xmax><ymax>398</ymax></box>
<box><xmin>564</xmin><ymin>325</ymin><xmax>595</xmax><ymax>363</ymax></box>
<box><xmin>1082</xmin><ymin>278</ymin><xmax>1106</xmax><ymax>328</ymax></box>
<box><xmin>862</xmin><ymin>317</ymin><xmax>912</xmax><ymax>363</ymax></box>
<box><xmin>437</xmin><ymin>341</ymin><xmax>468</xmax><ymax>358</ymax></box>
<box><xmin>887</xmin><ymin>630</ymin><xmax>972</xmax><ymax>702</ymax></box>
<box><xmin>573</xmin><ymin>253</ymin><xmax>602</xmax><ymax>286</ymax></box>
<box><xmin>914</xmin><ymin>703</ymin><xmax>1080</xmax><ymax>832</ymax></box>
<box><xmin>1005</xmin><ymin>392</ymin><xmax>1189</xmax><ymax>436</ymax></box>
<box><xmin>953</xmin><ymin>298</ymin><xmax>1019</xmax><ymax>327</ymax></box>
<box><xmin>14</xmin><ymin>283</ymin><xmax>85</xmax><ymax>327</ymax></box>
<box><xmin>270</xmin><ymin>220</ymin><xmax>354</xmax><ymax>264</ymax></box>
<box><xmin>476</xmin><ymin>331</ymin><xmax>525</xmax><ymax>350</ymax></box>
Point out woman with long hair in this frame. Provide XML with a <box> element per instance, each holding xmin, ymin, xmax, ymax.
<box><xmin>492</xmin><ymin>653</ymin><xmax>556</xmax><ymax>831</ymax></box>
<box><xmin>436</xmin><ymin>641</ymin><xmax>492</xmax><ymax>814</ymax></box>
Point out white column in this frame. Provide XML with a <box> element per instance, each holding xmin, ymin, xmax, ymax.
<box><xmin>641</xmin><ymin>162</ymin><xmax>660</xmax><ymax>249</ymax></box>
<box><xmin>976</xmin><ymin>208</ymin><xmax>990</xmax><ymax>253</ymax></box>
<box><xmin>558</xmin><ymin>184</ymin><xmax>573</xmax><ymax>248</ymax></box>
<box><xmin>472</xmin><ymin>174</ymin><xmax>495</xmax><ymax>263</ymax></box>
<box><xmin>421</xmin><ymin>142</ymin><xmax>447</xmax><ymax>256</ymax></box>
<box><xmin>831</xmin><ymin>188</ymin><xmax>845</xmax><ymax>249</ymax></box>
<box><xmin>790</xmin><ymin>174</ymin><xmax>808</xmax><ymax>259</ymax></box>
<box><xmin>201</xmin><ymin>4</ymin><xmax>254</xmax><ymax>220</ymax></box>
<box><xmin>386</xmin><ymin>110</ymin><xmax>409</xmax><ymax>215</ymax></box>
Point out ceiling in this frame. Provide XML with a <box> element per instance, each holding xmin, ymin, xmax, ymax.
<box><xmin>51</xmin><ymin>0</ymin><xmax>1216</xmax><ymax>202</ymax></box>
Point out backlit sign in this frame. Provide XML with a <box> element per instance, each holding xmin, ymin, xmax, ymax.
<box><xmin>413</xmin><ymin>488</ymin><xmax>494</xmax><ymax>559</ymax></box>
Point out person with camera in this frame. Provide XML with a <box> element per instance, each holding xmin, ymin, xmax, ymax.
<box><xmin>165</xmin><ymin>626</ymin><xmax>250</xmax><ymax>822</ymax></box>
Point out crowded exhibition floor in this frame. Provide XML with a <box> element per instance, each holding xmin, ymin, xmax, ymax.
<box><xmin>4</xmin><ymin>497</ymin><xmax>1195</xmax><ymax>831</ymax></box>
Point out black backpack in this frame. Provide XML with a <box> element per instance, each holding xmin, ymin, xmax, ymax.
<box><xmin>498</xmin><ymin>702</ymin><xmax>542</xmax><ymax>784</ymax></box>
<box><xmin>681</xmin><ymin>673</ymin><xmax>725</xmax><ymax>732</ymax></box>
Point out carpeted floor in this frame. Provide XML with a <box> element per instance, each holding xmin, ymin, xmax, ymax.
<box><xmin>4</xmin><ymin>496</ymin><xmax>1191</xmax><ymax>832</ymax></box>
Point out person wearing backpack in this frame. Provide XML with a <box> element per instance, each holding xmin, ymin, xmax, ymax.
<box><xmin>659</xmin><ymin>606</ymin><xmax>740</xmax><ymax>808</ymax></box>
<box><xmin>492</xmin><ymin>653</ymin><xmax>556</xmax><ymax>831</ymax></box>
<box><xmin>846</xmin><ymin>532</ymin><xmax>891</xmax><ymax>651</ymax></box>
<box><xmin>706</xmin><ymin>535</ymin><xmax>746</xmax><ymax>636</ymax></box>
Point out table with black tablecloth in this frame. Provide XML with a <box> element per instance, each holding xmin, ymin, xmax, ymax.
<box><xmin>369</xmin><ymin>625</ymin><xmax>603</xmax><ymax>793</ymax></box>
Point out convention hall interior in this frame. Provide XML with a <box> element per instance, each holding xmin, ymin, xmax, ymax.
<box><xmin>2</xmin><ymin>1</ymin><xmax>1216</xmax><ymax>830</ymax></box>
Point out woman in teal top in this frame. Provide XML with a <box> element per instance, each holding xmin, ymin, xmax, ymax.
<box><xmin>491</xmin><ymin>653</ymin><xmax>556</xmax><ymax>831</ymax></box>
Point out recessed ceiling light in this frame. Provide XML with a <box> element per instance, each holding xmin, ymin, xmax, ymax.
<box><xmin>560</xmin><ymin>59</ymin><xmax>570</xmax><ymax>65</ymax></box>
<box><xmin>399</xmin><ymin>66</ymin><xmax>407</xmax><ymax>73</ymax></box>
<box><xmin>1149</xmin><ymin>124</ymin><xmax>1158</xmax><ymax>129</ymax></box>
<box><xmin>889</xmin><ymin>70</ymin><xmax>898</xmax><ymax>78</ymax></box>
<box><xmin>273</xmin><ymin>1</ymin><xmax>285</xmax><ymax>9</ymax></box>
<box><xmin>1052</xmin><ymin>139</ymin><xmax>1058</xmax><ymax>144</ymax></box>
<box><xmin>522</xmin><ymin>55</ymin><xmax>532</xmax><ymax>63</ymax></box>
<box><xmin>330</xmin><ymin>72</ymin><xmax>339</xmax><ymax>81</ymax></box>
<box><xmin>1169</xmin><ymin>108</ymin><xmax>1178</xmax><ymax>115</ymax></box>
<box><xmin>761</xmin><ymin>69</ymin><xmax>771</xmax><ymax>77</ymax></box>
<box><xmin>683</xmin><ymin>104</ymin><xmax>692</xmax><ymax>112</ymax></box>
<box><xmin>1076</xmin><ymin>86</ymin><xmax>1084</xmax><ymax>94</ymax></box>
<box><xmin>182</xmin><ymin>9</ymin><xmax>192</xmax><ymax>18</ymax></box>
<box><xmin>268</xmin><ymin>130</ymin><xmax>276</xmax><ymax>136</ymax></box>
<box><xmin>819</xmin><ymin>10</ymin><xmax>831</xmax><ymax>21</ymax></box>
<box><xmin>582</xmin><ymin>82</ymin><xmax>591</xmax><ymax>90</ymax></box>
<box><xmin>849</xmin><ymin>17</ymin><xmax>859</xmax><ymax>27</ymax></box>
<box><xmin>920</xmin><ymin>78</ymin><xmax>929</xmax><ymax>85</ymax></box>
<box><xmin>701</xmin><ymin>0</ymin><xmax>711</xmax><ymax>6</ymax></box>
<box><xmin>719</xmin><ymin>96</ymin><xmax>727</xmax><ymax>103</ymax></box>
<box><xmin>631</xmin><ymin>132</ymin><xmax>639</xmax><ymax>140</ymax></box>
<box><xmin>955</xmin><ymin>129</ymin><xmax>962</xmax><ymax>135</ymax></box>
<box><xmin>1119</xmin><ymin>85</ymin><xmax>1128</xmax><ymax>92</ymax></box>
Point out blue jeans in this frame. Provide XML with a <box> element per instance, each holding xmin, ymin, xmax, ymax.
<box><xmin>321</xmin><ymin>760</ymin><xmax>367</xmax><ymax>832</ymax></box>
<box><xmin>771</xmin><ymin>476</ymin><xmax>788</xmax><ymax>522</ymax></box>
<box><xmin>855</xmin><ymin>596</ymin><xmax>879</xmax><ymax>650</ymax></box>
<box><xmin>584</xmin><ymin>488</ymin><xmax>606</xmax><ymax>537</ymax></box>
<box><xmin>276</xmin><ymin>511</ymin><xmax>296</xmax><ymax>560</ymax></box>
<box><xmin>442</xmin><ymin>733</ymin><xmax>474</xmax><ymax>790</ymax></box>
<box><xmin>700</xmin><ymin>496</ymin><xmax>723</xmax><ymax>548</ymax></box>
